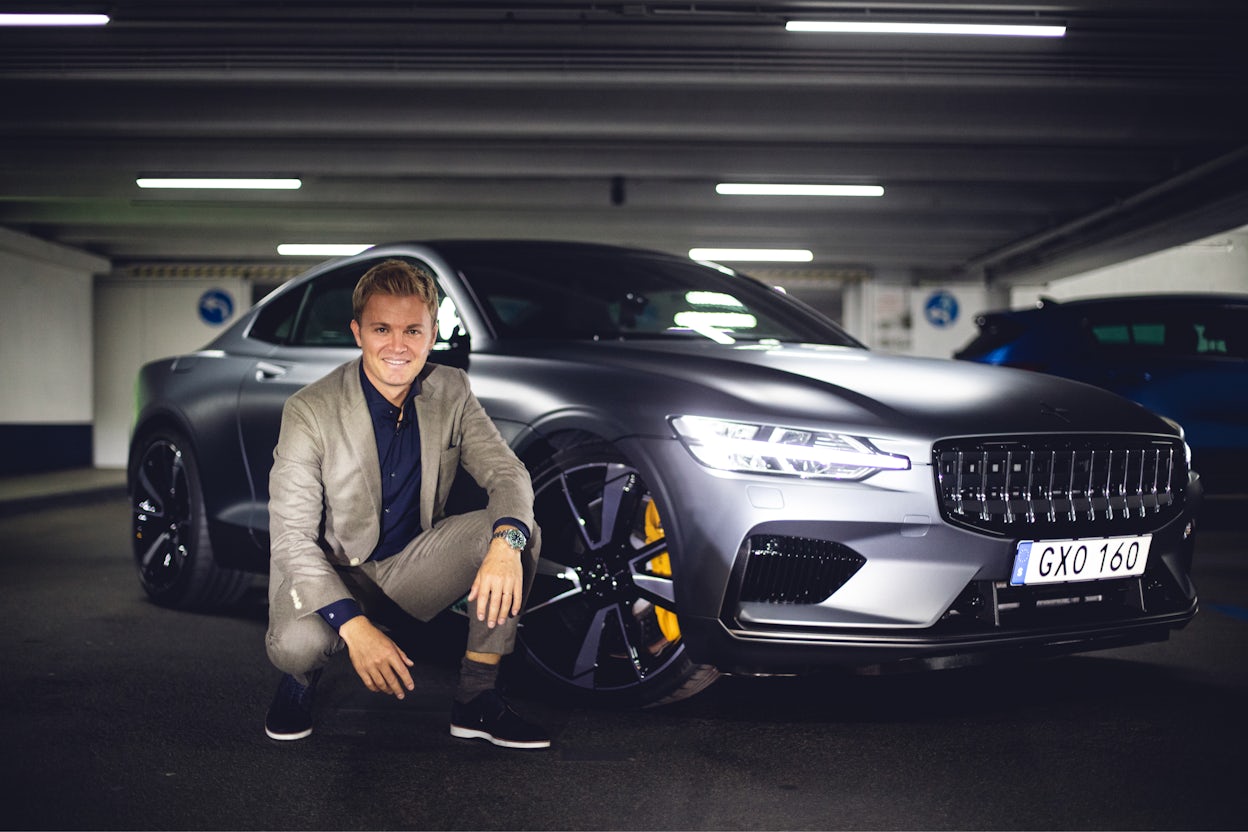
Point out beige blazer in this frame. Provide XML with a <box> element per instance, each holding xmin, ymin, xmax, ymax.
<box><xmin>267</xmin><ymin>357</ymin><xmax>536</xmax><ymax>616</ymax></box>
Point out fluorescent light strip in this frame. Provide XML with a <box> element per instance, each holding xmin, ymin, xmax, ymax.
<box><xmin>136</xmin><ymin>178</ymin><xmax>302</xmax><ymax>190</ymax></box>
<box><xmin>278</xmin><ymin>244</ymin><xmax>374</xmax><ymax>257</ymax></box>
<box><xmin>690</xmin><ymin>248</ymin><xmax>813</xmax><ymax>263</ymax></box>
<box><xmin>787</xmin><ymin>20</ymin><xmax>1066</xmax><ymax>37</ymax></box>
<box><xmin>0</xmin><ymin>14</ymin><xmax>110</xmax><ymax>26</ymax></box>
<box><xmin>717</xmin><ymin>183</ymin><xmax>884</xmax><ymax>197</ymax></box>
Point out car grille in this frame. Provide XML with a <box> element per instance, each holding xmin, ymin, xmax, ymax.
<box><xmin>738</xmin><ymin>535</ymin><xmax>865</xmax><ymax>605</ymax></box>
<box><xmin>934</xmin><ymin>435</ymin><xmax>1188</xmax><ymax>537</ymax></box>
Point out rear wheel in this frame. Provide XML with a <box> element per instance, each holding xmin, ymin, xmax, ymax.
<box><xmin>520</xmin><ymin>441</ymin><xmax>721</xmax><ymax>706</ymax></box>
<box><xmin>130</xmin><ymin>431</ymin><xmax>250</xmax><ymax>609</ymax></box>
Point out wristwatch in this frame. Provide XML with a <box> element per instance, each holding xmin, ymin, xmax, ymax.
<box><xmin>491</xmin><ymin>527</ymin><xmax>528</xmax><ymax>551</ymax></box>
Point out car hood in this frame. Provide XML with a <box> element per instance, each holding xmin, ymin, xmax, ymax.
<box><xmin>496</xmin><ymin>339</ymin><xmax>1178</xmax><ymax>442</ymax></box>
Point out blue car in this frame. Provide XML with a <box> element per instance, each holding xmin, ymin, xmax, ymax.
<box><xmin>957</xmin><ymin>294</ymin><xmax>1248</xmax><ymax>493</ymax></box>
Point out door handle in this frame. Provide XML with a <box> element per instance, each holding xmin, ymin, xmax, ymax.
<box><xmin>254</xmin><ymin>361</ymin><xmax>289</xmax><ymax>381</ymax></box>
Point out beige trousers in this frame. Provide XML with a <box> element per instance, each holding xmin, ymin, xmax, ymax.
<box><xmin>265</xmin><ymin>509</ymin><xmax>540</xmax><ymax>683</ymax></box>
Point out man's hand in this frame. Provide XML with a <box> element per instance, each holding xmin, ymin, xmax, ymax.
<box><xmin>467</xmin><ymin>535</ymin><xmax>524</xmax><ymax>628</ymax></box>
<box><xmin>338</xmin><ymin>615</ymin><xmax>415</xmax><ymax>699</ymax></box>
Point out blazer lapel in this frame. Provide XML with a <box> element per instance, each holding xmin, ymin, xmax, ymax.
<box><xmin>414</xmin><ymin>366</ymin><xmax>443</xmax><ymax>530</ymax></box>
<box><xmin>338</xmin><ymin>359</ymin><xmax>382</xmax><ymax>520</ymax></box>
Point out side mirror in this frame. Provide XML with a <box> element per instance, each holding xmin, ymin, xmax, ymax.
<box><xmin>431</xmin><ymin>326</ymin><xmax>470</xmax><ymax>370</ymax></box>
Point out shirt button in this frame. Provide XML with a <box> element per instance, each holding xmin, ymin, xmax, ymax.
<box><xmin>349</xmin><ymin>557</ymin><xmax>361</xmax><ymax>566</ymax></box>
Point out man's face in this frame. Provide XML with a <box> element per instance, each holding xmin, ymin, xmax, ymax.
<box><xmin>350</xmin><ymin>292</ymin><xmax>437</xmax><ymax>406</ymax></box>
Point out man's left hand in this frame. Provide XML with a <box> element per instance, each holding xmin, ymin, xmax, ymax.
<box><xmin>467</xmin><ymin>535</ymin><xmax>524</xmax><ymax>628</ymax></box>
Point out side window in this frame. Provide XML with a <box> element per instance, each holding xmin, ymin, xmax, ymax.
<box><xmin>1194</xmin><ymin>308</ymin><xmax>1246</xmax><ymax>357</ymax></box>
<box><xmin>257</xmin><ymin>256</ymin><xmax>465</xmax><ymax>350</ymax></box>
<box><xmin>248</xmin><ymin>282</ymin><xmax>307</xmax><ymax>345</ymax></box>
<box><xmin>1131</xmin><ymin>322</ymin><xmax>1167</xmax><ymax>347</ymax></box>
<box><xmin>1088</xmin><ymin>314</ymin><xmax>1195</xmax><ymax>357</ymax></box>
<box><xmin>434</xmin><ymin>294</ymin><xmax>465</xmax><ymax>349</ymax></box>
<box><xmin>1089</xmin><ymin>323</ymin><xmax>1130</xmax><ymax>346</ymax></box>
<box><xmin>294</xmin><ymin>268</ymin><xmax>362</xmax><ymax>347</ymax></box>
<box><xmin>1196</xmin><ymin>323</ymin><xmax>1226</xmax><ymax>355</ymax></box>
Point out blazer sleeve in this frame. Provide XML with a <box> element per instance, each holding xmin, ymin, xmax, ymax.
<box><xmin>268</xmin><ymin>392</ymin><xmax>354</xmax><ymax>615</ymax></box>
<box><xmin>444</xmin><ymin>369</ymin><xmax>536</xmax><ymax>534</ymax></box>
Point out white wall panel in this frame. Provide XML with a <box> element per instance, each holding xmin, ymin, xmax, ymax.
<box><xmin>0</xmin><ymin>244</ymin><xmax>97</xmax><ymax>423</ymax></box>
<box><xmin>1012</xmin><ymin>228</ymin><xmax>1248</xmax><ymax>306</ymax></box>
<box><xmin>909</xmin><ymin>283</ymin><xmax>989</xmax><ymax>359</ymax></box>
<box><xmin>93</xmin><ymin>277</ymin><xmax>249</xmax><ymax>468</ymax></box>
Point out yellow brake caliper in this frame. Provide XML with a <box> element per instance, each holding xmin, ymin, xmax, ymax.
<box><xmin>644</xmin><ymin>498</ymin><xmax>682</xmax><ymax>643</ymax></box>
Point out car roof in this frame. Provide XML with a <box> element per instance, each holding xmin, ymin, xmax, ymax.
<box><xmin>1038</xmin><ymin>293</ymin><xmax>1248</xmax><ymax>310</ymax></box>
<box><xmin>396</xmin><ymin>239</ymin><xmax>675</xmax><ymax>259</ymax></box>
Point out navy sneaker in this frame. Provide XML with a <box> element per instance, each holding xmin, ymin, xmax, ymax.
<box><xmin>264</xmin><ymin>671</ymin><xmax>320</xmax><ymax>741</ymax></box>
<box><xmin>450</xmin><ymin>690</ymin><xmax>551</xmax><ymax>749</ymax></box>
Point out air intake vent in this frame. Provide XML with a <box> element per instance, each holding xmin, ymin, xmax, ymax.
<box><xmin>739</xmin><ymin>535</ymin><xmax>865</xmax><ymax>604</ymax></box>
<box><xmin>934</xmin><ymin>435</ymin><xmax>1187</xmax><ymax>537</ymax></box>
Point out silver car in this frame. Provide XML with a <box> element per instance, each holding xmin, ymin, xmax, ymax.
<box><xmin>129</xmin><ymin>241</ymin><xmax>1202</xmax><ymax>706</ymax></box>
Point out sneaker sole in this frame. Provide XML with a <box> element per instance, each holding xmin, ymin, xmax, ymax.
<box><xmin>265</xmin><ymin>725</ymin><xmax>313</xmax><ymax>741</ymax></box>
<box><xmin>450</xmin><ymin>724</ymin><xmax>550</xmax><ymax>749</ymax></box>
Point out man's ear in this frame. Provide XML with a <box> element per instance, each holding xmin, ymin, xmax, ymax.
<box><xmin>349</xmin><ymin>319</ymin><xmax>363</xmax><ymax>348</ymax></box>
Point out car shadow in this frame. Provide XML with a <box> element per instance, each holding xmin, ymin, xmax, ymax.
<box><xmin>657</xmin><ymin>652</ymin><xmax>1210</xmax><ymax>725</ymax></box>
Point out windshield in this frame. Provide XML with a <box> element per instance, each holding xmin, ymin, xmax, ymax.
<box><xmin>448</xmin><ymin>246</ymin><xmax>859</xmax><ymax>346</ymax></box>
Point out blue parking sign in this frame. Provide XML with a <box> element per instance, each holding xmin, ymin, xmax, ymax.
<box><xmin>198</xmin><ymin>289</ymin><xmax>235</xmax><ymax>326</ymax></box>
<box><xmin>924</xmin><ymin>290</ymin><xmax>959</xmax><ymax>328</ymax></box>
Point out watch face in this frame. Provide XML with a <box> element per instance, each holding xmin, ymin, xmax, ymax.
<box><xmin>497</xmin><ymin>528</ymin><xmax>526</xmax><ymax>549</ymax></box>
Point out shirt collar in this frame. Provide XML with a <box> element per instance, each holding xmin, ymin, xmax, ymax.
<box><xmin>358</xmin><ymin>361</ymin><xmax>421</xmax><ymax>418</ymax></box>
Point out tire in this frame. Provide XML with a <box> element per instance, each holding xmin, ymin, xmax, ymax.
<box><xmin>519</xmin><ymin>441</ymin><xmax>721</xmax><ymax>707</ymax></box>
<box><xmin>130</xmin><ymin>431</ymin><xmax>250</xmax><ymax>609</ymax></box>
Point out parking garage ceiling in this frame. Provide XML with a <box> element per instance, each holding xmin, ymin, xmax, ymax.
<box><xmin>1</xmin><ymin>1</ymin><xmax>1247</xmax><ymax>286</ymax></box>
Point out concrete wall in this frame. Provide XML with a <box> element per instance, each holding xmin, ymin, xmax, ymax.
<box><xmin>0</xmin><ymin>229</ymin><xmax>109</xmax><ymax>474</ymax></box>
<box><xmin>841</xmin><ymin>271</ymin><xmax>911</xmax><ymax>352</ymax></box>
<box><xmin>841</xmin><ymin>276</ymin><xmax>987</xmax><ymax>358</ymax></box>
<box><xmin>1012</xmin><ymin>227</ymin><xmax>1248</xmax><ymax>306</ymax></box>
<box><xmin>94</xmin><ymin>276</ymin><xmax>249</xmax><ymax>468</ymax></box>
<box><xmin>839</xmin><ymin>227</ymin><xmax>1248</xmax><ymax>358</ymax></box>
<box><xmin>908</xmin><ymin>283</ymin><xmax>988</xmax><ymax>359</ymax></box>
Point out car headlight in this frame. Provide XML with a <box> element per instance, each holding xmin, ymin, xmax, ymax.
<box><xmin>670</xmin><ymin>415</ymin><xmax>911</xmax><ymax>481</ymax></box>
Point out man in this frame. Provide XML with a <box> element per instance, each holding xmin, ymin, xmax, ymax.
<box><xmin>263</xmin><ymin>258</ymin><xmax>549</xmax><ymax>749</ymax></box>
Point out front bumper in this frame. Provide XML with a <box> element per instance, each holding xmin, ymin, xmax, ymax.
<box><xmin>625</xmin><ymin>436</ymin><xmax>1201</xmax><ymax>675</ymax></box>
<box><xmin>683</xmin><ymin>598</ymin><xmax>1197</xmax><ymax>675</ymax></box>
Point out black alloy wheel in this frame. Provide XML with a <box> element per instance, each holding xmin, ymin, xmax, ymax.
<box><xmin>520</xmin><ymin>442</ymin><xmax>720</xmax><ymax>706</ymax></box>
<box><xmin>131</xmin><ymin>431</ymin><xmax>249</xmax><ymax>609</ymax></box>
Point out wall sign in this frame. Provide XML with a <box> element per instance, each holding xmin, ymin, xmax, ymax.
<box><xmin>923</xmin><ymin>290</ymin><xmax>959</xmax><ymax>328</ymax></box>
<box><xmin>198</xmin><ymin>289</ymin><xmax>235</xmax><ymax>326</ymax></box>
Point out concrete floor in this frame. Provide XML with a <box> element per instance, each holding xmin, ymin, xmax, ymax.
<box><xmin>0</xmin><ymin>466</ymin><xmax>125</xmax><ymax>511</ymax></box>
<box><xmin>2</xmin><ymin>483</ymin><xmax>1246</xmax><ymax>830</ymax></box>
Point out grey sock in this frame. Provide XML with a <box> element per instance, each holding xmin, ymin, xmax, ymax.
<box><xmin>455</xmin><ymin>657</ymin><xmax>499</xmax><ymax>704</ymax></box>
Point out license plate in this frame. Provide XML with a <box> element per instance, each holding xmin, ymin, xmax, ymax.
<box><xmin>1011</xmin><ymin>535</ymin><xmax>1152</xmax><ymax>586</ymax></box>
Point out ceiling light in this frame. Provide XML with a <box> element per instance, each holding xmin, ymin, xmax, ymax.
<box><xmin>717</xmin><ymin>183</ymin><xmax>884</xmax><ymax>197</ymax></box>
<box><xmin>0</xmin><ymin>13</ymin><xmax>110</xmax><ymax>26</ymax></box>
<box><xmin>786</xmin><ymin>20</ymin><xmax>1066</xmax><ymax>37</ymax></box>
<box><xmin>690</xmin><ymin>248</ymin><xmax>813</xmax><ymax>263</ymax></box>
<box><xmin>277</xmin><ymin>244</ymin><xmax>374</xmax><ymax>257</ymax></box>
<box><xmin>137</xmin><ymin>178</ymin><xmax>302</xmax><ymax>190</ymax></box>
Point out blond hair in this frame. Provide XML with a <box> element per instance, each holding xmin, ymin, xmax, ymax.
<box><xmin>352</xmin><ymin>259</ymin><xmax>439</xmax><ymax>323</ymax></box>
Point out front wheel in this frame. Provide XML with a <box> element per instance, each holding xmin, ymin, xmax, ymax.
<box><xmin>130</xmin><ymin>431</ymin><xmax>250</xmax><ymax>609</ymax></box>
<box><xmin>519</xmin><ymin>442</ymin><xmax>721</xmax><ymax>707</ymax></box>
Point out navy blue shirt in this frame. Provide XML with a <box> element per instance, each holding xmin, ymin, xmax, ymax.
<box><xmin>362</xmin><ymin>365</ymin><xmax>424</xmax><ymax>562</ymax></box>
<box><xmin>316</xmin><ymin>364</ymin><xmax>529</xmax><ymax>632</ymax></box>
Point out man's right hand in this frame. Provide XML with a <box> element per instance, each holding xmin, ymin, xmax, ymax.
<box><xmin>338</xmin><ymin>615</ymin><xmax>416</xmax><ymax>699</ymax></box>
